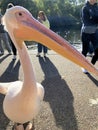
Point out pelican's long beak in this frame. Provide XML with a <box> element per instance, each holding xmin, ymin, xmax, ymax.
<box><xmin>15</xmin><ymin>12</ymin><xmax>98</xmax><ymax>75</ymax></box>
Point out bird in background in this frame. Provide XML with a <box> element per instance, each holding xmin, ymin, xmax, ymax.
<box><xmin>0</xmin><ymin>5</ymin><xmax>98</xmax><ymax>130</ymax></box>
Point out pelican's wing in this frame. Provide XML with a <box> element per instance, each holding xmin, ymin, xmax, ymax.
<box><xmin>0</xmin><ymin>81</ymin><xmax>22</xmax><ymax>95</ymax></box>
<box><xmin>0</xmin><ymin>82</ymin><xmax>12</xmax><ymax>95</ymax></box>
<box><xmin>37</xmin><ymin>83</ymin><xmax>45</xmax><ymax>101</ymax></box>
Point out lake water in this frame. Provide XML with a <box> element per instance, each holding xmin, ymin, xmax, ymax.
<box><xmin>55</xmin><ymin>29</ymin><xmax>82</xmax><ymax>52</ymax></box>
<box><xmin>28</xmin><ymin>29</ymin><xmax>82</xmax><ymax>52</ymax></box>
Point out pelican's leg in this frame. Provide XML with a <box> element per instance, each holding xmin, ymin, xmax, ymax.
<box><xmin>12</xmin><ymin>123</ymin><xmax>24</xmax><ymax>130</ymax></box>
<box><xmin>25</xmin><ymin>121</ymin><xmax>34</xmax><ymax>130</ymax></box>
<box><xmin>12</xmin><ymin>121</ymin><xmax>34</xmax><ymax>130</ymax></box>
<box><xmin>12</xmin><ymin>122</ymin><xmax>34</xmax><ymax>130</ymax></box>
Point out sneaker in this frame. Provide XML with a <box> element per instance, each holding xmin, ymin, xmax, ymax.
<box><xmin>44</xmin><ymin>53</ymin><xmax>47</xmax><ymax>57</ymax></box>
<box><xmin>81</xmin><ymin>68</ymin><xmax>89</xmax><ymax>74</ymax></box>
<box><xmin>36</xmin><ymin>53</ymin><xmax>41</xmax><ymax>57</ymax></box>
<box><xmin>87</xmin><ymin>53</ymin><xmax>93</xmax><ymax>57</ymax></box>
<box><xmin>12</xmin><ymin>55</ymin><xmax>16</xmax><ymax>60</ymax></box>
<box><xmin>0</xmin><ymin>52</ymin><xmax>4</xmax><ymax>55</ymax></box>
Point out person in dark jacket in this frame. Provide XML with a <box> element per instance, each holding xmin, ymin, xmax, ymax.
<box><xmin>0</xmin><ymin>16</ymin><xmax>12</xmax><ymax>55</ymax></box>
<box><xmin>81</xmin><ymin>0</ymin><xmax>98</xmax><ymax>73</ymax></box>
<box><xmin>6</xmin><ymin>3</ymin><xmax>17</xmax><ymax>60</ymax></box>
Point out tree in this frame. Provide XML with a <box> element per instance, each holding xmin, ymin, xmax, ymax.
<box><xmin>0</xmin><ymin>0</ymin><xmax>85</xmax><ymax>29</ymax></box>
<box><xmin>0</xmin><ymin>0</ymin><xmax>38</xmax><ymax>17</ymax></box>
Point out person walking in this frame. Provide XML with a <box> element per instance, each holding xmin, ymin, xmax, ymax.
<box><xmin>81</xmin><ymin>0</ymin><xmax>98</xmax><ymax>73</ymax></box>
<box><xmin>36</xmin><ymin>11</ymin><xmax>50</xmax><ymax>57</ymax></box>
<box><xmin>0</xmin><ymin>15</ymin><xmax>12</xmax><ymax>55</ymax></box>
<box><xmin>7</xmin><ymin>3</ymin><xmax>17</xmax><ymax>60</ymax></box>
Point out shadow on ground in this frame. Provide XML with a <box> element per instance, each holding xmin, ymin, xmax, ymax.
<box><xmin>87</xmin><ymin>74</ymin><xmax>98</xmax><ymax>87</ymax></box>
<box><xmin>0</xmin><ymin>58</ymin><xmax>20</xmax><ymax>130</ymax></box>
<box><xmin>38</xmin><ymin>57</ymin><xmax>78</xmax><ymax>130</ymax></box>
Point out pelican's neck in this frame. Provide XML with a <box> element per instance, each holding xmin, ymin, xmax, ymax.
<box><xmin>15</xmin><ymin>39</ymin><xmax>36</xmax><ymax>88</ymax></box>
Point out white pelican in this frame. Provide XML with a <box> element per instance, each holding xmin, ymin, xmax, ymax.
<box><xmin>0</xmin><ymin>5</ymin><xmax>98</xmax><ymax>130</ymax></box>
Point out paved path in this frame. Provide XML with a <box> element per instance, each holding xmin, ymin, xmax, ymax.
<box><xmin>0</xmin><ymin>49</ymin><xmax>98</xmax><ymax>130</ymax></box>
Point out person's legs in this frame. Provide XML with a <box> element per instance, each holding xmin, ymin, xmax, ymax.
<box><xmin>90</xmin><ymin>32</ymin><xmax>98</xmax><ymax>65</ymax></box>
<box><xmin>88</xmin><ymin>42</ymin><xmax>94</xmax><ymax>56</ymax></box>
<box><xmin>11</xmin><ymin>41</ymin><xmax>17</xmax><ymax>59</ymax></box>
<box><xmin>2</xmin><ymin>33</ymin><xmax>12</xmax><ymax>53</ymax></box>
<box><xmin>9</xmin><ymin>35</ymin><xmax>17</xmax><ymax>59</ymax></box>
<box><xmin>36</xmin><ymin>43</ymin><xmax>42</xmax><ymax>56</ymax></box>
<box><xmin>81</xmin><ymin>33</ymin><xmax>90</xmax><ymax>73</ymax></box>
<box><xmin>43</xmin><ymin>45</ymin><xmax>48</xmax><ymax>56</ymax></box>
<box><xmin>81</xmin><ymin>33</ymin><xmax>90</xmax><ymax>57</ymax></box>
<box><xmin>91</xmin><ymin>48</ymin><xmax>98</xmax><ymax>65</ymax></box>
<box><xmin>8</xmin><ymin>33</ymin><xmax>17</xmax><ymax>55</ymax></box>
<box><xmin>11</xmin><ymin>40</ymin><xmax>17</xmax><ymax>55</ymax></box>
<box><xmin>0</xmin><ymin>41</ymin><xmax>4</xmax><ymax>54</ymax></box>
<box><xmin>0</xmin><ymin>34</ymin><xmax>4</xmax><ymax>54</ymax></box>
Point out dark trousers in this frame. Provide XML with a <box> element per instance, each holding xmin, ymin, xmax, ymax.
<box><xmin>37</xmin><ymin>43</ymin><xmax>47</xmax><ymax>53</ymax></box>
<box><xmin>11</xmin><ymin>40</ymin><xmax>17</xmax><ymax>55</ymax></box>
<box><xmin>8</xmin><ymin>33</ymin><xmax>17</xmax><ymax>55</ymax></box>
<box><xmin>88</xmin><ymin>42</ymin><xmax>94</xmax><ymax>54</ymax></box>
<box><xmin>81</xmin><ymin>32</ymin><xmax>98</xmax><ymax>65</ymax></box>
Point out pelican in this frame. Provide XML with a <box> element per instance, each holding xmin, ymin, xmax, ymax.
<box><xmin>0</xmin><ymin>5</ymin><xmax>98</xmax><ymax>130</ymax></box>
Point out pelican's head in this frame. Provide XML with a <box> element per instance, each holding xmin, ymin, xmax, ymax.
<box><xmin>2</xmin><ymin>6</ymin><xmax>98</xmax><ymax>75</ymax></box>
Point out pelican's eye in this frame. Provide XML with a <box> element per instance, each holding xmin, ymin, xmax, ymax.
<box><xmin>19</xmin><ymin>12</ymin><xmax>22</xmax><ymax>16</ymax></box>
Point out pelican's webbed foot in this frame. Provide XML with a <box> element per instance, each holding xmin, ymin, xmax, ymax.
<box><xmin>13</xmin><ymin>122</ymin><xmax>34</xmax><ymax>130</ymax></box>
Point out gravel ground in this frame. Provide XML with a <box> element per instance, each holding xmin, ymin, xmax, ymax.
<box><xmin>0</xmin><ymin>49</ymin><xmax>98</xmax><ymax>130</ymax></box>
